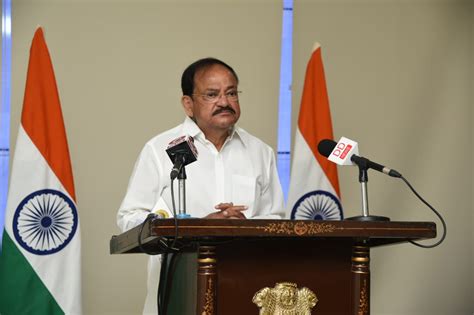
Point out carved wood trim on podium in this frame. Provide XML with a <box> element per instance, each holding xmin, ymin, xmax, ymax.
<box><xmin>197</xmin><ymin>246</ymin><xmax>217</xmax><ymax>315</ymax></box>
<box><xmin>352</xmin><ymin>244</ymin><xmax>370</xmax><ymax>315</ymax></box>
<box><xmin>110</xmin><ymin>219</ymin><xmax>436</xmax><ymax>315</ymax></box>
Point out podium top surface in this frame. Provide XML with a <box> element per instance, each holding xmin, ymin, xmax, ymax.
<box><xmin>110</xmin><ymin>219</ymin><xmax>436</xmax><ymax>254</ymax></box>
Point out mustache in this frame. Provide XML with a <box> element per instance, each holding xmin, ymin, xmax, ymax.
<box><xmin>212</xmin><ymin>106</ymin><xmax>236</xmax><ymax>116</ymax></box>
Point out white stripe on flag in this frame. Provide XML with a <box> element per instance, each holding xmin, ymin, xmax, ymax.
<box><xmin>4</xmin><ymin>125</ymin><xmax>82</xmax><ymax>314</ymax></box>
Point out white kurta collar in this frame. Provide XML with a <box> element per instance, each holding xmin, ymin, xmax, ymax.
<box><xmin>181</xmin><ymin>116</ymin><xmax>248</xmax><ymax>148</ymax></box>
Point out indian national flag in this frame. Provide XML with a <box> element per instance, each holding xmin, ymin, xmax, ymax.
<box><xmin>0</xmin><ymin>28</ymin><xmax>82</xmax><ymax>314</ymax></box>
<box><xmin>287</xmin><ymin>43</ymin><xmax>343</xmax><ymax>220</ymax></box>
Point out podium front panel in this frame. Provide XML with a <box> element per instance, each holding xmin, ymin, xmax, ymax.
<box><xmin>214</xmin><ymin>238</ymin><xmax>352</xmax><ymax>314</ymax></box>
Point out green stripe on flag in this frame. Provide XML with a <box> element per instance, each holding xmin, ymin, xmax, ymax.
<box><xmin>0</xmin><ymin>232</ymin><xmax>64</xmax><ymax>315</ymax></box>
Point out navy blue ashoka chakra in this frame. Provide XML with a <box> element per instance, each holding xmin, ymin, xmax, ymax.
<box><xmin>13</xmin><ymin>189</ymin><xmax>78</xmax><ymax>255</ymax></box>
<box><xmin>291</xmin><ymin>190</ymin><xmax>343</xmax><ymax>220</ymax></box>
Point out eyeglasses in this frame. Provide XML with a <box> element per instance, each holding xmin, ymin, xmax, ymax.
<box><xmin>193</xmin><ymin>90</ymin><xmax>242</xmax><ymax>102</ymax></box>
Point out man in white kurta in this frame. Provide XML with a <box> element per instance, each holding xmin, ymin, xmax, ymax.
<box><xmin>117</xmin><ymin>58</ymin><xmax>284</xmax><ymax>314</ymax></box>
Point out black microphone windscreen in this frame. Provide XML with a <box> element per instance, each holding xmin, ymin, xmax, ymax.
<box><xmin>317</xmin><ymin>139</ymin><xmax>337</xmax><ymax>157</ymax></box>
<box><xmin>166</xmin><ymin>135</ymin><xmax>198</xmax><ymax>165</ymax></box>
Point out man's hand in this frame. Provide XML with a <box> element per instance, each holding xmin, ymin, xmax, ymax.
<box><xmin>204</xmin><ymin>202</ymin><xmax>248</xmax><ymax>219</ymax></box>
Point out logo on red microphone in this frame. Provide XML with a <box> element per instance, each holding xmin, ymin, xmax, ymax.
<box><xmin>331</xmin><ymin>143</ymin><xmax>352</xmax><ymax>160</ymax></box>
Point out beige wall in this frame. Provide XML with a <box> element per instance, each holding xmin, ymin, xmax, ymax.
<box><xmin>9</xmin><ymin>0</ymin><xmax>473</xmax><ymax>314</ymax></box>
<box><xmin>470</xmin><ymin>0</ymin><xmax>473</xmax><ymax>308</ymax></box>
<box><xmin>294</xmin><ymin>1</ymin><xmax>474</xmax><ymax>315</ymax></box>
<box><xmin>294</xmin><ymin>1</ymin><xmax>472</xmax><ymax>314</ymax></box>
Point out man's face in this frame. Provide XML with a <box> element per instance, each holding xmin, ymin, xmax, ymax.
<box><xmin>182</xmin><ymin>64</ymin><xmax>241</xmax><ymax>134</ymax></box>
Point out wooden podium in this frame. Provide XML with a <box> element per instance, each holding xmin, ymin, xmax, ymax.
<box><xmin>110</xmin><ymin>219</ymin><xmax>435</xmax><ymax>315</ymax></box>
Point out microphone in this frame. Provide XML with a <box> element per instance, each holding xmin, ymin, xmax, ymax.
<box><xmin>318</xmin><ymin>137</ymin><xmax>401</xmax><ymax>178</ymax></box>
<box><xmin>166</xmin><ymin>135</ymin><xmax>198</xmax><ymax>179</ymax></box>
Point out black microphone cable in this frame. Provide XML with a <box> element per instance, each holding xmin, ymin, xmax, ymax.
<box><xmin>138</xmin><ymin>213</ymin><xmax>172</xmax><ymax>255</ymax></box>
<box><xmin>318</xmin><ymin>138</ymin><xmax>447</xmax><ymax>247</ymax></box>
<box><xmin>399</xmin><ymin>175</ymin><xmax>447</xmax><ymax>248</ymax></box>
<box><xmin>137</xmin><ymin>177</ymin><xmax>183</xmax><ymax>315</ymax></box>
<box><xmin>157</xmin><ymin>176</ymin><xmax>185</xmax><ymax>315</ymax></box>
<box><xmin>137</xmin><ymin>213</ymin><xmax>181</xmax><ymax>315</ymax></box>
<box><xmin>157</xmin><ymin>252</ymin><xmax>168</xmax><ymax>315</ymax></box>
<box><xmin>158</xmin><ymin>252</ymin><xmax>180</xmax><ymax>315</ymax></box>
<box><xmin>158</xmin><ymin>252</ymin><xmax>181</xmax><ymax>315</ymax></box>
<box><xmin>169</xmin><ymin>177</ymin><xmax>180</xmax><ymax>250</ymax></box>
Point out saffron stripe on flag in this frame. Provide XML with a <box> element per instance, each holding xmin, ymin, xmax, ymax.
<box><xmin>21</xmin><ymin>28</ymin><xmax>75</xmax><ymax>202</ymax></box>
<box><xmin>287</xmin><ymin>43</ymin><xmax>343</xmax><ymax>221</ymax></box>
<box><xmin>298</xmin><ymin>45</ymin><xmax>340</xmax><ymax>196</ymax></box>
<box><xmin>0</xmin><ymin>27</ymin><xmax>82</xmax><ymax>315</ymax></box>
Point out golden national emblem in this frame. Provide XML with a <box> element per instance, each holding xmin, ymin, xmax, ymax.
<box><xmin>252</xmin><ymin>282</ymin><xmax>318</xmax><ymax>315</ymax></box>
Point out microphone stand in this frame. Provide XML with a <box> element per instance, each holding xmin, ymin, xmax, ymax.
<box><xmin>346</xmin><ymin>160</ymin><xmax>390</xmax><ymax>222</ymax></box>
<box><xmin>176</xmin><ymin>165</ymin><xmax>191</xmax><ymax>218</ymax></box>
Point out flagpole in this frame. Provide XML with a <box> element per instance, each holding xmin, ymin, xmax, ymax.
<box><xmin>0</xmin><ymin>0</ymin><xmax>12</xmax><ymax>251</ymax></box>
<box><xmin>276</xmin><ymin>0</ymin><xmax>293</xmax><ymax>202</ymax></box>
